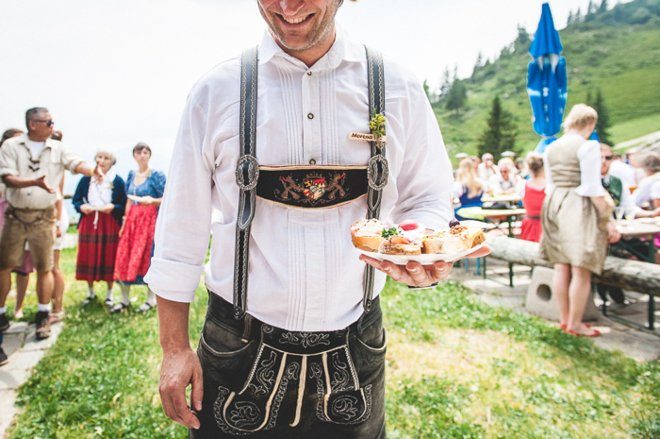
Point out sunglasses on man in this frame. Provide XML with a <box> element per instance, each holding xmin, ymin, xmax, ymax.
<box><xmin>33</xmin><ymin>119</ymin><xmax>55</xmax><ymax>127</ymax></box>
<box><xmin>602</xmin><ymin>155</ymin><xmax>614</xmax><ymax>161</ymax></box>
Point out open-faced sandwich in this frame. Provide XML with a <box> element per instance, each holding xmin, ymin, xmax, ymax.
<box><xmin>351</xmin><ymin>219</ymin><xmax>387</xmax><ymax>252</ymax></box>
<box><xmin>352</xmin><ymin>218</ymin><xmax>485</xmax><ymax>257</ymax></box>
<box><xmin>422</xmin><ymin>219</ymin><xmax>486</xmax><ymax>254</ymax></box>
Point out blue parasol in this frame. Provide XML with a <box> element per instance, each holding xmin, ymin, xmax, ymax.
<box><xmin>527</xmin><ymin>3</ymin><xmax>568</xmax><ymax>154</ymax></box>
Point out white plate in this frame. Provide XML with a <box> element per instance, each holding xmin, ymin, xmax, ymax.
<box><xmin>356</xmin><ymin>242</ymin><xmax>487</xmax><ymax>265</ymax></box>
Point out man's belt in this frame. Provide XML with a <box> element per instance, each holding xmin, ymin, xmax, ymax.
<box><xmin>256</xmin><ymin>165</ymin><xmax>368</xmax><ymax>209</ymax></box>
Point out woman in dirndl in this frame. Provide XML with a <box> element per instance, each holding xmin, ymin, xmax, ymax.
<box><xmin>520</xmin><ymin>153</ymin><xmax>545</xmax><ymax>242</ymax></box>
<box><xmin>112</xmin><ymin>142</ymin><xmax>165</xmax><ymax>313</ymax></box>
<box><xmin>541</xmin><ymin>104</ymin><xmax>620</xmax><ymax>337</ymax></box>
<box><xmin>73</xmin><ymin>150</ymin><xmax>126</xmax><ymax>307</ymax></box>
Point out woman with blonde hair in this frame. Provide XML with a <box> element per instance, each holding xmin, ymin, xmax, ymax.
<box><xmin>453</xmin><ymin>157</ymin><xmax>485</xmax><ymax>220</ymax></box>
<box><xmin>541</xmin><ymin>104</ymin><xmax>620</xmax><ymax>337</ymax></box>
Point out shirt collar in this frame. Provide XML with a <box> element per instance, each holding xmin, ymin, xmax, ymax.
<box><xmin>17</xmin><ymin>133</ymin><xmax>57</xmax><ymax>150</ymax></box>
<box><xmin>258</xmin><ymin>26</ymin><xmax>363</xmax><ymax>71</ymax></box>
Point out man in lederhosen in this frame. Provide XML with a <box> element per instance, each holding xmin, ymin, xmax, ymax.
<box><xmin>146</xmin><ymin>1</ymin><xmax>488</xmax><ymax>437</ymax></box>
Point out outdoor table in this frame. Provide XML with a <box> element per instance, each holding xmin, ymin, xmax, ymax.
<box><xmin>481</xmin><ymin>194</ymin><xmax>522</xmax><ymax>204</ymax></box>
<box><xmin>601</xmin><ymin>218</ymin><xmax>660</xmax><ymax>330</ymax></box>
<box><xmin>456</xmin><ymin>206</ymin><xmax>527</xmax><ymax>287</ymax></box>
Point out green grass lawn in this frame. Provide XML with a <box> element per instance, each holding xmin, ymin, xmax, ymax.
<box><xmin>5</xmin><ymin>247</ymin><xmax>659</xmax><ymax>438</ymax></box>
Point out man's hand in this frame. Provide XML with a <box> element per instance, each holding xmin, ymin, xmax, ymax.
<box><xmin>140</xmin><ymin>196</ymin><xmax>155</xmax><ymax>205</ymax></box>
<box><xmin>359</xmin><ymin>245</ymin><xmax>490</xmax><ymax>288</ymax></box>
<box><xmin>33</xmin><ymin>175</ymin><xmax>55</xmax><ymax>194</ymax></box>
<box><xmin>93</xmin><ymin>164</ymin><xmax>105</xmax><ymax>179</ymax></box>
<box><xmin>159</xmin><ymin>348</ymin><xmax>203</xmax><ymax>430</ymax></box>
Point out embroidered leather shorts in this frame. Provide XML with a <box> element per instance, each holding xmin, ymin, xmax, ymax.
<box><xmin>192</xmin><ymin>293</ymin><xmax>387</xmax><ymax>439</ymax></box>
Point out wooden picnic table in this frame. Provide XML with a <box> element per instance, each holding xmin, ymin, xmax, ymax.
<box><xmin>602</xmin><ymin>218</ymin><xmax>660</xmax><ymax>330</ymax></box>
<box><xmin>456</xmin><ymin>207</ymin><xmax>527</xmax><ymax>287</ymax></box>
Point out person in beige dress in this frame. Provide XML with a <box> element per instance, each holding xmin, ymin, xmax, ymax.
<box><xmin>541</xmin><ymin>104</ymin><xmax>620</xmax><ymax>337</ymax></box>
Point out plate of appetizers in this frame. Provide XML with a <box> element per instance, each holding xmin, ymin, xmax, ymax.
<box><xmin>351</xmin><ymin>218</ymin><xmax>488</xmax><ymax>264</ymax></box>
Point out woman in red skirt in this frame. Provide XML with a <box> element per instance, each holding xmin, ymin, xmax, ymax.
<box><xmin>73</xmin><ymin>150</ymin><xmax>126</xmax><ymax>306</ymax></box>
<box><xmin>521</xmin><ymin>153</ymin><xmax>546</xmax><ymax>242</ymax></box>
<box><xmin>112</xmin><ymin>142</ymin><xmax>166</xmax><ymax>313</ymax></box>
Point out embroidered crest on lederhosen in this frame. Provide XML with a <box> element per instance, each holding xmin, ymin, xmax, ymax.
<box><xmin>256</xmin><ymin>166</ymin><xmax>368</xmax><ymax>209</ymax></box>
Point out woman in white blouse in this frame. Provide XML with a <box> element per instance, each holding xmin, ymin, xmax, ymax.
<box><xmin>633</xmin><ymin>152</ymin><xmax>660</xmax><ymax>211</ymax></box>
<box><xmin>541</xmin><ymin>104</ymin><xmax>620</xmax><ymax>337</ymax></box>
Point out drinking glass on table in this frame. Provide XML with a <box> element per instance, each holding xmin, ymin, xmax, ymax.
<box><xmin>624</xmin><ymin>207</ymin><xmax>636</xmax><ymax>221</ymax></box>
<box><xmin>614</xmin><ymin>206</ymin><xmax>625</xmax><ymax>220</ymax></box>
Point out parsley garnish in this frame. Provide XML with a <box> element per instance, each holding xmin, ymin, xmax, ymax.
<box><xmin>381</xmin><ymin>227</ymin><xmax>400</xmax><ymax>238</ymax></box>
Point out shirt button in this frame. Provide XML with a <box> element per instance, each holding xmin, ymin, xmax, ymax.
<box><xmin>309</xmin><ymin>158</ymin><xmax>316</xmax><ymax>165</ymax></box>
<box><xmin>306</xmin><ymin>71</ymin><xmax>312</xmax><ymax>76</ymax></box>
<box><xmin>307</xmin><ymin>113</ymin><xmax>314</xmax><ymax>120</ymax></box>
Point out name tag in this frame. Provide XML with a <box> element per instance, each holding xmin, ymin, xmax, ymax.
<box><xmin>348</xmin><ymin>132</ymin><xmax>387</xmax><ymax>143</ymax></box>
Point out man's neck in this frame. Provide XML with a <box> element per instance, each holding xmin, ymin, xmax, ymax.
<box><xmin>274</xmin><ymin>27</ymin><xmax>337</xmax><ymax>67</ymax></box>
<box><xmin>27</xmin><ymin>133</ymin><xmax>48</xmax><ymax>142</ymax></box>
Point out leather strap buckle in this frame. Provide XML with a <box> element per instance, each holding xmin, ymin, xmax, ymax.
<box><xmin>235</xmin><ymin>155</ymin><xmax>260</xmax><ymax>191</ymax></box>
<box><xmin>367</xmin><ymin>154</ymin><xmax>389</xmax><ymax>190</ymax></box>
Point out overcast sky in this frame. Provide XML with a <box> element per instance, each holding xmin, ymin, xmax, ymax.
<box><xmin>0</xmin><ymin>0</ymin><xmax>604</xmax><ymax>182</ymax></box>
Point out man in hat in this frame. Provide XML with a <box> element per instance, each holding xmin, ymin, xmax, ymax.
<box><xmin>147</xmin><ymin>1</ymin><xmax>488</xmax><ymax>437</ymax></box>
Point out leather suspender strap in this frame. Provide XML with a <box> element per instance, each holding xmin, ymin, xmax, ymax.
<box><xmin>362</xmin><ymin>47</ymin><xmax>388</xmax><ymax>314</ymax></box>
<box><xmin>232</xmin><ymin>46</ymin><xmax>387</xmax><ymax>319</ymax></box>
<box><xmin>233</xmin><ymin>46</ymin><xmax>259</xmax><ymax>319</ymax></box>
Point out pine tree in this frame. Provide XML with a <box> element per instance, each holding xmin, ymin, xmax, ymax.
<box><xmin>587</xmin><ymin>0</ymin><xmax>596</xmax><ymax>14</ymax></box>
<box><xmin>567</xmin><ymin>10</ymin><xmax>574</xmax><ymax>25</ymax></box>
<box><xmin>477</xmin><ymin>96</ymin><xmax>518</xmax><ymax>157</ymax></box>
<box><xmin>592</xmin><ymin>89</ymin><xmax>612</xmax><ymax>144</ymax></box>
<box><xmin>473</xmin><ymin>52</ymin><xmax>484</xmax><ymax>76</ymax></box>
<box><xmin>439</xmin><ymin>67</ymin><xmax>451</xmax><ymax>98</ymax></box>
<box><xmin>599</xmin><ymin>0</ymin><xmax>609</xmax><ymax>13</ymax></box>
<box><xmin>446</xmin><ymin>80</ymin><xmax>467</xmax><ymax>114</ymax></box>
<box><xmin>514</xmin><ymin>25</ymin><xmax>531</xmax><ymax>52</ymax></box>
<box><xmin>575</xmin><ymin>7</ymin><xmax>583</xmax><ymax>22</ymax></box>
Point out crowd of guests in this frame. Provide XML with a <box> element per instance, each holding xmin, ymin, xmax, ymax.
<box><xmin>452</xmin><ymin>104</ymin><xmax>659</xmax><ymax>337</ymax></box>
<box><xmin>0</xmin><ymin>107</ymin><xmax>165</xmax><ymax>365</ymax></box>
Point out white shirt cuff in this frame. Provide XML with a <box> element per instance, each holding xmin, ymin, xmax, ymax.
<box><xmin>145</xmin><ymin>258</ymin><xmax>204</xmax><ymax>303</ymax></box>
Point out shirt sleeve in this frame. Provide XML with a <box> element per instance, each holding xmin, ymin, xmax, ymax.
<box><xmin>151</xmin><ymin>171</ymin><xmax>166</xmax><ymax>198</ymax></box>
<box><xmin>651</xmin><ymin>180</ymin><xmax>660</xmax><ymax>201</ymax></box>
<box><xmin>59</xmin><ymin>143</ymin><xmax>84</xmax><ymax>173</ymax></box>
<box><xmin>575</xmin><ymin>140</ymin><xmax>606</xmax><ymax>197</ymax></box>
<box><xmin>144</xmin><ymin>97</ymin><xmax>214</xmax><ymax>303</ymax></box>
<box><xmin>389</xmin><ymin>81</ymin><xmax>453</xmax><ymax>229</ymax></box>
<box><xmin>452</xmin><ymin>182</ymin><xmax>464</xmax><ymax>200</ymax></box>
<box><xmin>0</xmin><ymin>144</ymin><xmax>18</xmax><ymax>177</ymax></box>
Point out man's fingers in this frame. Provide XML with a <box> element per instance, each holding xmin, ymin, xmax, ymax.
<box><xmin>431</xmin><ymin>261</ymin><xmax>453</xmax><ymax>281</ymax></box>
<box><xmin>160</xmin><ymin>391</ymin><xmax>182</xmax><ymax>425</ymax></box>
<box><xmin>359</xmin><ymin>255</ymin><xmax>412</xmax><ymax>284</ymax></box>
<box><xmin>405</xmin><ymin>261</ymin><xmax>432</xmax><ymax>286</ymax></box>
<box><xmin>171</xmin><ymin>391</ymin><xmax>201</xmax><ymax>429</ymax></box>
<box><xmin>191</xmin><ymin>363</ymin><xmax>204</xmax><ymax>412</ymax></box>
<box><xmin>381</xmin><ymin>261</ymin><xmax>413</xmax><ymax>284</ymax></box>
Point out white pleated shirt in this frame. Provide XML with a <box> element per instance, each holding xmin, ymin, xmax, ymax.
<box><xmin>145</xmin><ymin>30</ymin><xmax>454</xmax><ymax>331</ymax></box>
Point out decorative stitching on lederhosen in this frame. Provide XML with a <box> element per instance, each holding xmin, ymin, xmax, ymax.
<box><xmin>211</xmin><ymin>325</ymin><xmax>374</xmax><ymax>435</ymax></box>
